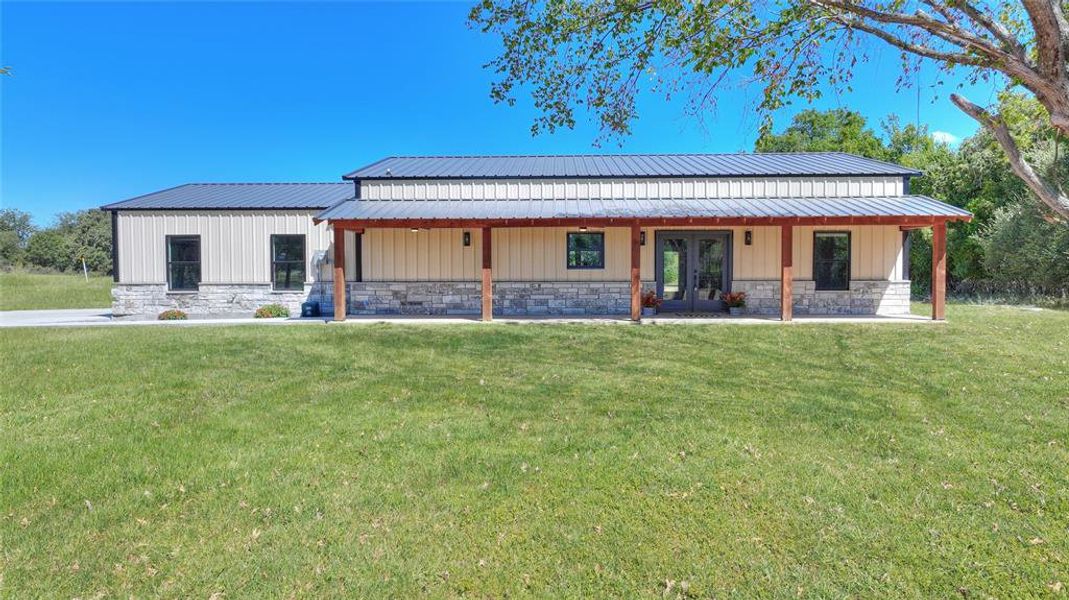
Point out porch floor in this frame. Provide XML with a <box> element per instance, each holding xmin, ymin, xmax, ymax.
<box><xmin>319</xmin><ymin>313</ymin><xmax>935</xmax><ymax>325</ymax></box>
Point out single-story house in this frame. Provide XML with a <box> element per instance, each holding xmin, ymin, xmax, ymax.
<box><xmin>101</xmin><ymin>152</ymin><xmax>972</xmax><ymax>321</ymax></box>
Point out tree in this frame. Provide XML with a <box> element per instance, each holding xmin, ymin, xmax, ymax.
<box><xmin>755</xmin><ymin>109</ymin><xmax>888</xmax><ymax>158</ymax></box>
<box><xmin>0</xmin><ymin>208</ymin><xmax>36</xmax><ymax>247</ymax></box>
<box><xmin>22</xmin><ymin>210</ymin><xmax>112</xmax><ymax>274</ymax></box>
<box><xmin>0</xmin><ymin>208</ymin><xmax>36</xmax><ymax>266</ymax></box>
<box><xmin>471</xmin><ymin>0</ymin><xmax>1069</xmax><ymax>219</ymax></box>
<box><xmin>54</xmin><ymin>210</ymin><xmax>112</xmax><ymax>274</ymax></box>
<box><xmin>25</xmin><ymin>229</ymin><xmax>73</xmax><ymax>271</ymax></box>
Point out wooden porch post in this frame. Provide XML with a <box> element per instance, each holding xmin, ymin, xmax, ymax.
<box><xmin>333</xmin><ymin>225</ymin><xmax>346</xmax><ymax>322</ymax></box>
<box><xmin>932</xmin><ymin>221</ymin><xmax>947</xmax><ymax>321</ymax></box>
<box><xmin>630</xmin><ymin>223</ymin><xmax>642</xmax><ymax>321</ymax></box>
<box><xmin>780</xmin><ymin>225</ymin><xmax>793</xmax><ymax>322</ymax></box>
<box><xmin>481</xmin><ymin>227</ymin><xmax>493</xmax><ymax>321</ymax></box>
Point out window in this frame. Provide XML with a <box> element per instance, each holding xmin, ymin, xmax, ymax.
<box><xmin>566</xmin><ymin>232</ymin><xmax>604</xmax><ymax>269</ymax></box>
<box><xmin>166</xmin><ymin>236</ymin><xmax>200</xmax><ymax>291</ymax></box>
<box><xmin>813</xmin><ymin>232</ymin><xmax>850</xmax><ymax>291</ymax></box>
<box><xmin>271</xmin><ymin>234</ymin><xmax>306</xmax><ymax>290</ymax></box>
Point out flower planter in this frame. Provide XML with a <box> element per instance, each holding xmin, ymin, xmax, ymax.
<box><xmin>728</xmin><ymin>307</ymin><xmax>744</xmax><ymax>316</ymax></box>
<box><xmin>641</xmin><ymin>307</ymin><xmax>657</xmax><ymax>317</ymax></box>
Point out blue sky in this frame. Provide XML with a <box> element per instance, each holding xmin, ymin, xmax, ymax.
<box><xmin>3</xmin><ymin>1</ymin><xmax>1000</xmax><ymax>223</ymax></box>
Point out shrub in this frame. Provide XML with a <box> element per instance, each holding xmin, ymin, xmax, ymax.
<box><xmin>254</xmin><ymin>303</ymin><xmax>290</xmax><ymax>319</ymax></box>
<box><xmin>640</xmin><ymin>290</ymin><xmax>663</xmax><ymax>309</ymax></box>
<box><xmin>722</xmin><ymin>291</ymin><xmax>747</xmax><ymax>308</ymax></box>
<box><xmin>981</xmin><ymin>202</ymin><xmax>1069</xmax><ymax>293</ymax></box>
<box><xmin>158</xmin><ymin>309</ymin><xmax>188</xmax><ymax>321</ymax></box>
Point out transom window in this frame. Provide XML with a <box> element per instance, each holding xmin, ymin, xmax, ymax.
<box><xmin>813</xmin><ymin>232</ymin><xmax>851</xmax><ymax>291</ymax></box>
<box><xmin>566</xmin><ymin>232</ymin><xmax>605</xmax><ymax>269</ymax></box>
<box><xmin>166</xmin><ymin>235</ymin><xmax>201</xmax><ymax>291</ymax></box>
<box><xmin>271</xmin><ymin>234</ymin><xmax>306</xmax><ymax>290</ymax></box>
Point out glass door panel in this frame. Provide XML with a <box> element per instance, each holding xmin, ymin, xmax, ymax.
<box><xmin>657</xmin><ymin>235</ymin><xmax>689</xmax><ymax>312</ymax></box>
<box><xmin>656</xmin><ymin>231</ymin><xmax>731</xmax><ymax>313</ymax></box>
<box><xmin>693</xmin><ymin>236</ymin><xmax>726</xmax><ymax>311</ymax></box>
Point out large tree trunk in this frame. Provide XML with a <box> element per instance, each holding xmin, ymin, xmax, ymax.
<box><xmin>951</xmin><ymin>94</ymin><xmax>1069</xmax><ymax>221</ymax></box>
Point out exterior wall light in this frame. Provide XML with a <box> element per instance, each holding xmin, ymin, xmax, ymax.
<box><xmin>463</xmin><ymin>231</ymin><xmax>471</xmax><ymax>246</ymax></box>
<box><xmin>745</xmin><ymin>230</ymin><xmax>753</xmax><ymax>245</ymax></box>
<box><xmin>640</xmin><ymin>231</ymin><xmax>646</xmax><ymax>246</ymax></box>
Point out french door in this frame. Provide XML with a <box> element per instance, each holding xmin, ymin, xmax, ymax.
<box><xmin>655</xmin><ymin>231</ymin><xmax>731</xmax><ymax>312</ymax></box>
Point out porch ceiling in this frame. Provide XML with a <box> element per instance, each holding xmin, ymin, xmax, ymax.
<box><xmin>316</xmin><ymin>195</ymin><xmax>972</xmax><ymax>223</ymax></box>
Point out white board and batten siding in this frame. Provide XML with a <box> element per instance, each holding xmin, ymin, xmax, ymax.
<box><xmin>360</xmin><ymin>176</ymin><xmax>905</xmax><ymax>201</ymax></box>
<box><xmin>116</xmin><ymin>211</ymin><xmax>359</xmax><ymax>284</ymax></box>
<box><xmin>360</xmin><ymin>225</ymin><xmax>905</xmax><ymax>283</ymax></box>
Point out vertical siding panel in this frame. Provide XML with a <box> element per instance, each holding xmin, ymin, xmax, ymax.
<box><xmin>455</xmin><ymin>229</ymin><xmax>466</xmax><ymax>280</ymax></box>
<box><xmin>344</xmin><ymin>229</ymin><xmax>356</xmax><ymax>282</ymax></box>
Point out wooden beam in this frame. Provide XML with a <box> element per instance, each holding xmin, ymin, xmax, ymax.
<box><xmin>325</xmin><ymin>215</ymin><xmax>970</xmax><ymax>230</ymax></box>
<box><xmin>932</xmin><ymin>222</ymin><xmax>947</xmax><ymax>321</ymax></box>
<box><xmin>630</xmin><ymin>223</ymin><xmax>641</xmax><ymax>321</ymax></box>
<box><xmin>332</xmin><ymin>225</ymin><xmax>346</xmax><ymax>322</ymax></box>
<box><xmin>481</xmin><ymin>227</ymin><xmax>492</xmax><ymax>321</ymax></box>
<box><xmin>781</xmin><ymin>225</ymin><xmax>793</xmax><ymax>322</ymax></box>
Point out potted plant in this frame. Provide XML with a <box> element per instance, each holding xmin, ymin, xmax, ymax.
<box><xmin>722</xmin><ymin>291</ymin><xmax>747</xmax><ymax>316</ymax></box>
<box><xmin>640</xmin><ymin>290</ymin><xmax>663</xmax><ymax>316</ymax></box>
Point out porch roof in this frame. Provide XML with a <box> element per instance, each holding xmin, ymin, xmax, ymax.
<box><xmin>316</xmin><ymin>195</ymin><xmax>972</xmax><ymax>223</ymax></box>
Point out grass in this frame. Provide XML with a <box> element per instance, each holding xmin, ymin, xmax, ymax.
<box><xmin>0</xmin><ymin>269</ymin><xmax>113</xmax><ymax>311</ymax></box>
<box><xmin>2</xmin><ymin>305</ymin><xmax>1067</xmax><ymax>597</ymax></box>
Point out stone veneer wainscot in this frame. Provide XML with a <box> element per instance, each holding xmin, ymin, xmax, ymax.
<box><xmin>112</xmin><ymin>279</ymin><xmax>911</xmax><ymax>317</ymax></box>
<box><xmin>730</xmin><ymin>280</ymin><xmax>911</xmax><ymax>316</ymax></box>
<box><xmin>111</xmin><ymin>283</ymin><xmax>329</xmax><ymax>317</ymax></box>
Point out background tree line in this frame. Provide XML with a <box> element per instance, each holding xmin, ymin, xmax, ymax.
<box><xmin>3</xmin><ymin>94</ymin><xmax>1067</xmax><ymax>301</ymax></box>
<box><xmin>0</xmin><ymin>208</ymin><xmax>112</xmax><ymax>275</ymax></box>
<box><xmin>756</xmin><ymin>94</ymin><xmax>1069</xmax><ymax>300</ymax></box>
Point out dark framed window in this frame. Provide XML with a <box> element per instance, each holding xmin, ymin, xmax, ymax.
<box><xmin>813</xmin><ymin>231</ymin><xmax>850</xmax><ymax>291</ymax></box>
<box><xmin>166</xmin><ymin>235</ymin><xmax>200</xmax><ymax>291</ymax></box>
<box><xmin>566</xmin><ymin>232</ymin><xmax>605</xmax><ymax>269</ymax></box>
<box><xmin>271</xmin><ymin>234</ymin><xmax>306</xmax><ymax>290</ymax></box>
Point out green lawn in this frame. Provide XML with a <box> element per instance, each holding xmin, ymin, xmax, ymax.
<box><xmin>0</xmin><ymin>270</ymin><xmax>113</xmax><ymax>311</ymax></box>
<box><xmin>2</xmin><ymin>306</ymin><xmax>1067</xmax><ymax>597</ymax></box>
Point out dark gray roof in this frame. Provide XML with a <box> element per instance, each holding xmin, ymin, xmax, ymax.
<box><xmin>317</xmin><ymin>195</ymin><xmax>971</xmax><ymax>221</ymax></box>
<box><xmin>344</xmin><ymin>153</ymin><xmax>921</xmax><ymax>180</ymax></box>
<box><xmin>101</xmin><ymin>183</ymin><xmax>353</xmax><ymax>210</ymax></box>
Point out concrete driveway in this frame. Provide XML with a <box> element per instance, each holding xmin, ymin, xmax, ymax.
<box><xmin>0</xmin><ymin>309</ymin><xmax>320</xmax><ymax>328</ymax></box>
<box><xmin>0</xmin><ymin>308</ymin><xmax>115</xmax><ymax>328</ymax></box>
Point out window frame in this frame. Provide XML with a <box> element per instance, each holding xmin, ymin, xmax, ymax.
<box><xmin>166</xmin><ymin>235</ymin><xmax>201</xmax><ymax>292</ymax></box>
<box><xmin>566</xmin><ymin>231</ymin><xmax>605</xmax><ymax>270</ymax></box>
<box><xmin>270</xmin><ymin>234</ymin><xmax>307</xmax><ymax>291</ymax></box>
<box><xmin>812</xmin><ymin>231</ymin><xmax>851</xmax><ymax>291</ymax></box>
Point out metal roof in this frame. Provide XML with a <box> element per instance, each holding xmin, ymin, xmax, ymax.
<box><xmin>101</xmin><ymin>183</ymin><xmax>354</xmax><ymax>211</ymax></box>
<box><xmin>344</xmin><ymin>153</ymin><xmax>922</xmax><ymax>180</ymax></box>
<box><xmin>316</xmin><ymin>195</ymin><xmax>971</xmax><ymax>221</ymax></box>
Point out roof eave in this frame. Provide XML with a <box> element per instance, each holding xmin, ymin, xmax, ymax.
<box><xmin>350</xmin><ymin>171</ymin><xmax>921</xmax><ymax>181</ymax></box>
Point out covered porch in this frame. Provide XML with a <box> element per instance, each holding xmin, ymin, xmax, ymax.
<box><xmin>320</xmin><ymin>214</ymin><xmax>961</xmax><ymax>323</ymax></box>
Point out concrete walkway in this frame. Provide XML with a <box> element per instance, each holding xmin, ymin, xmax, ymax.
<box><xmin>0</xmin><ymin>308</ymin><xmax>935</xmax><ymax>329</ymax></box>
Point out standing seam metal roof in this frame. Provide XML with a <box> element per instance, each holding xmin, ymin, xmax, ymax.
<box><xmin>315</xmin><ymin>196</ymin><xmax>972</xmax><ymax>221</ymax></box>
<box><xmin>344</xmin><ymin>153</ymin><xmax>922</xmax><ymax>179</ymax></box>
<box><xmin>101</xmin><ymin>183</ymin><xmax>354</xmax><ymax>210</ymax></box>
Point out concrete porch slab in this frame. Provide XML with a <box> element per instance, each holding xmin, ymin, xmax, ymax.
<box><xmin>0</xmin><ymin>308</ymin><xmax>936</xmax><ymax>329</ymax></box>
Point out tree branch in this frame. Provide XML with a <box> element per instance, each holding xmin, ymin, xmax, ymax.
<box><xmin>1019</xmin><ymin>0</ymin><xmax>1069</xmax><ymax>84</ymax></box>
<box><xmin>947</xmin><ymin>0</ymin><xmax>1029</xmax><ymax>61</ymax></box>
<box><xmin>831</xmin><ymin>16</ymin><xmax>987</xmax><ymax>66</ymax></box>
<box><xmin>814</xmin><ymin>0</ymin><xmax>1018</xmax><ymax>64</ymax></box>
<box><xmin>951</xmin><ymin>93</ymin><xmax>1069</xmax><ymax>220</ymax></box>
